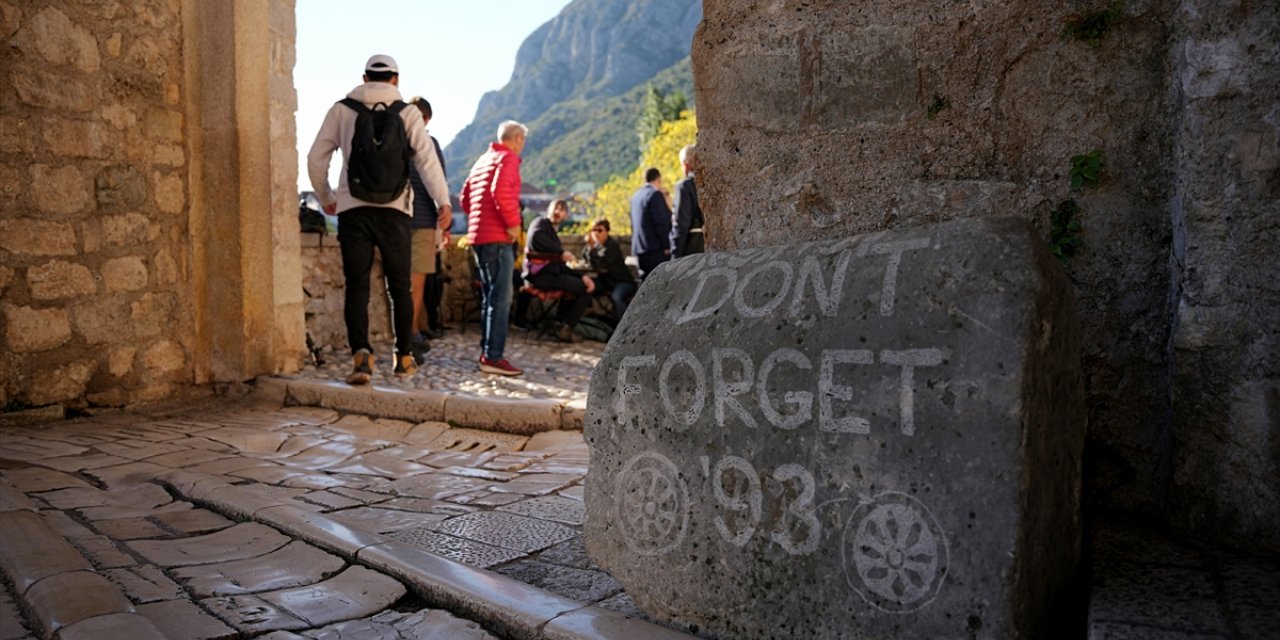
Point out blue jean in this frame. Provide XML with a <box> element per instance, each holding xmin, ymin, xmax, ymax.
<box><xmin>610</xmin><ymin>281</ymin><xmax>637</xmax><ymax>322</ymax></box>
<box><xmin>474</xmin><ymin>242</ymin><xmax>515</xmax><ymax>360</ymax></box>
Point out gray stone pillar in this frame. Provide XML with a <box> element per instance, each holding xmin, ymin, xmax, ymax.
<box><xmin>1167</xmin><ymin>0</ymin><xmax>1280</xmax><ymax>555</ymax></box>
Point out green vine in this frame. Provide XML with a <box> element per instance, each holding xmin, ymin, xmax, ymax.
<box><xmin>1049</xmin><ymin>149</ymin><xmax>1106</xmax><ymax>265</ymax></box>
<box><xmin>1062</xmin><ymin>1</ymin><xmax>1124</xmax><ymax>47</ymax></box>
<box><xmin>926</xmin><ymin>95</ymin><xmax>950</xmax><ymax>120</ymax></box>
<box><xmin>1069</xmin><ymin>149</ymin><xmax>1105</xmax><ymax>190</ymax></box>
<box><xmin>1048</xmin><ymin>200</ymin><xmax>1084</xmax><ymax>264</ymax></box>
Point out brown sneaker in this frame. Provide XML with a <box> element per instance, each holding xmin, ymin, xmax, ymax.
<box><xmin>394</xmin><ymin>353</ymin><xmax>418</xmax><ymax>378</ymax></box>
<box><xmin>347</xmin><ymin>349</ymin><xmax>373</xmax><ymax>385</ymax></box>
<box><xmin>479</xmin><ymin>356</ymin><xmax>522</xmax><ymax>376</ymax></box>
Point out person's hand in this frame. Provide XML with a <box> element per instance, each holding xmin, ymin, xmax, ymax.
<box><xmin>506</xmin><ymin>226</ymin><xmax>521</xmax><ymax>243</ymax></box>
<box><xmin>561</xmin><ymin>250</ymin><xmax>574</xmax><ymax>264</ymax></box>
<box><xmin>583</xmin><ymin>276</ymin><xmax>595</xmax><ymax>294</ymax></box>
<box><xmin>438</xmin><ymin>203</ymin><xmax>452</xmax><ymax>220</ymax></box>
<box><xmin>438</xmin><ymin>230</ymin><xmax>451</xmax><ymax>250</ymax></box>
<box><xmin>323</xmin><ymin>202</ymin><xmax>337</xmax><ymax>215</ymax></box>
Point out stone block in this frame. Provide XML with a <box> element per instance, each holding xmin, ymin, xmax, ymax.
<box><xmin>0</xmin><ymin>265</ymin><xmax>12</xmax><ymax>295</ymax></box>
<box><xmin>153</xmin><ymin>171</ymin><xmax>185</xmax><ymax>214</ymax></box>
<box><xmin>152</xmin><ymin>247</ymin><xmax>179</xmax><ymax>285</ymax></box>
<box><xmin>3</xmin><ymin>304</ymin><xmax>71</xmax><ymax>353</ymax></box>
<box><xmin>584</xmin><ymin>218</ymin><xmax>1085</xmax><ymax>639</ymax></box>
<box><xmin>0</xmin><ymin>163</ymin><xmax>18</xmax><ymax>211</ymax></box>
<box><xmin>102</xmin><ymin>255</ymin><xmax>148</xmax><ymax>292</ymax></box>
<box><xmin>75</xmin><ymin>297</ymin><xmax>133</xmax><ymax>345</ymax></box>
<box><xmin>101</xmin><ymin>104</ymin><xmax>137</xmax><ymax>129</ymax></box>
<box><xmin>154</xmin><ymin>143</ymin><xmax>185</xmax><ymax>167</ymax></box>
<box><xmin>106</xmin><ymin>32</ymin><xmax>123</xmax><ymax>57</ymax></box>
<box><xmin>144</xmin><ymin>108</ymin><xmax>184</xmax><ymax>143</ymax></box>
<box><xmin>0</xmin><ymin>218</ymin><xmax>77</xmax><ymax>256</ymax></box>
<box><xmin>102</xmin><ymin>213</ymin><xmax>151</xmax><ymax>246</ymax></box>
<box><xmin>140</xmin><ymin>341</ymin><xmax>185</xmax><ymax>377</ymax></box>
<box><xmin>0</xmin><ymin>116</ymin><xmax>33</xmax><ymax>154</ymax></box>
<box><xmin>11</xmin><ymin>6</ymin><xmax>99</xmax><ymax>72</ymax></box>
<box><xmin>42</xmin><ymin>117</ymin><xmax>112</xmax><ymax>158</ymax></box>
<box><xmin>11</xmin><ymin>70</ymin><xmax>94</xmax><ymax>112</ymax></box>
<box><xmin>28</xmin><ymin>359</ymin><xmax>96</xmax><ymax>406</ymax></box>
<box><xmin>26</xmin><ymin>259</ymin><xmax>96</xmax><ymax>300</ymax></box>
<box><xmin>96</xmin><ymin>166</ymin><xmax>147</xmax><ymax>210</ymax></box>
<box><xmin>130</xmin><ymin>292</ymin><xmax>178</xmax><ymax>338</ymax></box>
<box><xmin>31</xmin><ymin>164</ymin><xmax>94</xmax><ymax>214</ymax></box>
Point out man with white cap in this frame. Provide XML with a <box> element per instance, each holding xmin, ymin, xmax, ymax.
<box><xmin>307</xmin><ymin>54</ymin><xmax>452</xmax><ymax>385</ymax></box>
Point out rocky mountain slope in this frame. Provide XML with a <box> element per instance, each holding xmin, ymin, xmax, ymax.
<box><xmin>442</xmin><ymin>0</ymin><xmax>700</xmax><ymax>192</ymax></box>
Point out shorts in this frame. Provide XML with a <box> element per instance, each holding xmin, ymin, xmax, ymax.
<box><xmin>411</xmin><ymin>228</ymin><xmax>437</xmax><ymax>275</ymax></box>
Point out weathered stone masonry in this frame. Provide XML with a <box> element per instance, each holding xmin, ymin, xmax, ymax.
<box><xmin>693</xmin><ymin>0</ymin><xmax>1278</xmax><ymax>554</ymax></box>
<box><xmin>0</xmin><ymin>0</ymin><xmax>303</xmax><ymax>409</ymax></box>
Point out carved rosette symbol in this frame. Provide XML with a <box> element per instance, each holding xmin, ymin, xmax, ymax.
<box><xmin>616</xmin><ymin>452</ymin><xmax>689</xmax><ymax>556</ymax></box>
<box><xmin>842</xmin><ymin>491</ymin><xmax>949</xmax><ymax>613</ymax></box>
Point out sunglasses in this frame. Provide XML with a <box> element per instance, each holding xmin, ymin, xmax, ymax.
<box><xmin>591</xmin><ymin>228</ymin><xmax>606</xmax><ymax>233</ymax></box>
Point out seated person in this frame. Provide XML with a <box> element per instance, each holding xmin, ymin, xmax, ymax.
<box><xmin>581</xmin><ymin>217</ymin><xmax>637</xmax><ymax>323</ymax></box>
<box><xmin>523</xmin><ymin>199</ymin><xmax>595</xmax><ymax>342</ymax></box>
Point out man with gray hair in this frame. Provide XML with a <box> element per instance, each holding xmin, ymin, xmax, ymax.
<box><xmin>670</xmin><ymin>143</ymin><xmax>704</xmax><ymax>258</ymax></box>
<box><xmin>460</xmin><ymin>120</ymin><xmax>528</xmax><ymax>376</ymax></box>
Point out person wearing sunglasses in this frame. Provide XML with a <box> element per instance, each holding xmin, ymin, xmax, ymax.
<box><xmin>582</xmin><ymin>218</ymin><xmax>637</xmax><ymax>323</ymax></box>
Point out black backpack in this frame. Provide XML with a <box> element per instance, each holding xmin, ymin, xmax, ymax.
<box><xmin>339</xmin><ymin>98</ymin><xmax>410</xmax><ymax>204</ymax></box>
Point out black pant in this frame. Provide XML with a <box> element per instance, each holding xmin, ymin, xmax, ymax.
<box><xmin>425</xmin><ymin>253</ymin><xmax>444</xmax><ymax>330</ymax></box>
<box><xmin>338</xmin><ymin>207</ymin><xmax>412</xmax><ymax>357</ymax></box>
<box><xmin>527</xmin><ymin>268</ymin><xmax>592</xmax><ymax>328</ymax></box>
<box><xmin>637</xmin><ymin>251</ymin><xmax>669</xmax><ymax>281</ymax></box>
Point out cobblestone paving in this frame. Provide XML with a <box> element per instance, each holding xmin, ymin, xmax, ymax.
<box><xmin>0</xmin><ymin>402</ymin><xmax>620</xmax><ymax>639</ymax></box>
<box><xmin>1087</xmin><ymin>521</ymin><xmax>1280</xmax><ymax>639</ymax></box>
<box><xmin>299</xmin><ymin>329</ymin><xmax>605</xmax><ymax>400</ymax></box>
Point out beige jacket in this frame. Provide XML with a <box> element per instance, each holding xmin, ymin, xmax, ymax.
<box><xmin>306</xmin><ymin>81</ymin><xmax>449</xmax><ymax>215</ymax></box>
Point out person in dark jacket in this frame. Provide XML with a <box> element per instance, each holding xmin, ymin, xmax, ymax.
<box><xmin>581</xmin><ymin>217</ymin><xmax>636</xmax><ymax>323</ymax></box>
<box><xmin>524</xmin><ymin>200</ymin><xmax>595</xmax><ymax>342</ymax></box>
<box><xmin>407</xmin><ymin>97</ymin><xmax>450</xmax><ymax>365</ymax></box>
<box><xmin>670</xmin><ymin>144</ymin><xmax>704</xmax><ymax>258</ymax></box>
<box><xmin>629</xmin><ymin>167</ymin><xmax>672</xmax><ymax>280</ymax></box>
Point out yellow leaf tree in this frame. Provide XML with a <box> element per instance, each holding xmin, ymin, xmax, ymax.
<box><xmin>586</xmin><ymin>110</ymin><xmax>696</xmax><ymax>234</ymax></box>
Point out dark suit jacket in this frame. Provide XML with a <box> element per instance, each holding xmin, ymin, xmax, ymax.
<box><xmin>671</xmin><ymin>175</ymin><xmax>702</xmax><ymax>258</ymax></box>
<box><xmin>629</xmin><ymin>183</ymin><xmax>672</xmax><ymax>257</ymax></box>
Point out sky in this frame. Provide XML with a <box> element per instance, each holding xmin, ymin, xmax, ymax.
<box><xmin>295</xmin><ymin>0</ymin><xmax>572</xmax><ymax>191</ymax></box>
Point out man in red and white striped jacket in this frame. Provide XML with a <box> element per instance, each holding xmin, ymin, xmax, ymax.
<box><xmin>460</xmin><ymin>121</ymin><xmax>527</xmax><ymax>376</ymax></box>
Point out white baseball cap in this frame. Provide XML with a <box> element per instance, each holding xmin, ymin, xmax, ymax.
<box><xmin>364</xmin><ymin>54</ymin><xmax>399</xmax><ymax>74</ymax></box>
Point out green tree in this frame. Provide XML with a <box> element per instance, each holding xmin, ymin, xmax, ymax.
<box><xmin>593</xmin><ymin>109</ymin><xmax>697</xmax><ymax>234</ymax></box>
<box><xmin>636</xmin><ymin>85</ymin><xmax>688</xmax><ymax>151</ymax></box>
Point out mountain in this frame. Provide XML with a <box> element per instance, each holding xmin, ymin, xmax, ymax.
<box><xmin>442</xmin><ymin>0</ymin><xmax>701</xmax><ymax>192</ymax></box>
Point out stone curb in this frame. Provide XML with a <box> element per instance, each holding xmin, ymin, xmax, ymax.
<box><xmin>258</xmin><ymin>376</ymin><xmax>586</xmax><ymax>434</ymax></box>
<box><xmin>158</xmin><ymin>471</ymin><xmax>696</xmax><ymax>640</ymax></box>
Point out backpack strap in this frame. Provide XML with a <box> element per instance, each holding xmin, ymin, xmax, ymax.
<box><xmin>338</xmin><ymin>97</ymin><xmax>369</xmax><ymax>114</ymax></box>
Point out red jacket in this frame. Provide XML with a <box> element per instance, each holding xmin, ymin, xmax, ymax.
<box><xmin>462</xmin><ymin>142</ymin><xmax>522</xmax><ymax>245</ymax></box>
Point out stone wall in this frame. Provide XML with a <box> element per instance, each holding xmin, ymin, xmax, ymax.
<box><xmin>0</xmin><ymin>0</ymin><xmax>303</xmax><ymax>410</ymax></box>
<box><xmin>693</xmin><ymin>0</ymin><xmax>1278</xmax><ymax>554</ymax></box>
<box><xmin>300</xmin><ymin>233</ymin><xmax>394</xmax><ymax>356</ymax></box>
<box><xmin>1167</xmin><ymin>0</ymin><xmax>1280</xmax><ymax>554</ymax></box>
<box><xmin>1</xmin><ymin>1</ymin><xmax>196</xmax><ymax>407</ymax></box>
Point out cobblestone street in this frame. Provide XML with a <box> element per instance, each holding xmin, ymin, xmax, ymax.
<box><xmin>0</xmin><ymin>394</ymin><xmax>689</xmax><ymax>640</ymax></box>
<box><xmin>1</xmin><ymin>377</ymin><xmax>1278</xmax><ymax>639</ymax></box>
<box><xmin>300</xmin><ymin>329</ymin><xmax>606</xmax><ymax>401</ymax></box>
